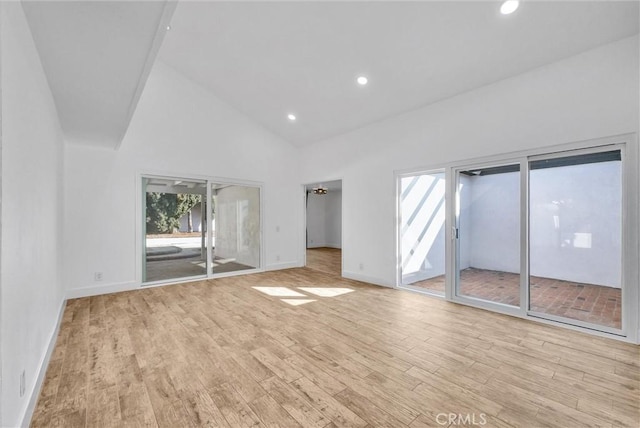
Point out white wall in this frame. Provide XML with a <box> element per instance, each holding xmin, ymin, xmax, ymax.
<box><xmin>466</xmin><ymin>172</ymin><xmax>521</xmax><ymax>275</ymax></box>
<box><xmin>1</xmin><ymin>3</ymin><xmax>65</xmax><ymax>426</ymax></box>
<box><xmin>306</xmin><ymin>193</ymin><xmax>326</xmax><ymax>247</ymax></box>
<box><xmin>325</xmin><ymin>190</ymin><xmax>342</xmax><ymax>248</ymax></box>
<box><xmin>299</xmin><ymin>35</ymin><xmax>639</xmax><ymax>288</ymax></box>
<box><xmin>215</xmin><ymin>185</ymin><xmax>261</xmax><ymax>267</ymax></box>
<box><xmin>529</xmin><ymin>161</ymin><xmax>622</xmax><ymax>287</ymax></box>
<box><xmin>64</xmin><ymin>61</ymin><xmax>301</xmax><ymax>296</ymax></box>
<box><xmin>306</xmin><ymin>191</ymin><xmax>342</xmax><ymax>248</ymax></box>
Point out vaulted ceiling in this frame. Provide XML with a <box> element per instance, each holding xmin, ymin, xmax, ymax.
<box><xmin>159</xmin><ymin>1</ymin><xmax>639</xmax><ymax>146</ymax></box>
<box><xmin>22</xmin><ymin>0</ymin><xmax>176</xmax><ymax>149</ymax></box>
<box><xmin>22</xmin><ymin>1</ymin><xmax>639</xmax><ymax>149</ymax></box>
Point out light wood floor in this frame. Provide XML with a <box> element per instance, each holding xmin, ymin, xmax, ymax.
<box><xmin>33</xmin><ymin>267</ymin><xmax>639</xmax><ymax>427</ymax></box>
<box><xmin>306</xmin><ymin>247</ymin><xmax>342</xmax><ymax>275</ymax></box>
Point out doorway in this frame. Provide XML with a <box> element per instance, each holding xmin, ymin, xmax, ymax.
<box><xmin>304</xmin><ymin>180</ymin><xmax>342</xmax><ymax>276</ymax></box>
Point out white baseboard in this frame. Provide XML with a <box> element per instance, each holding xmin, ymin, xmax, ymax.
<box><xmin>21</xmin><ymin>298</ymin><xmax>66</xmax><ymax>427</ymax></box>
<box><xmin>66</xmin><ymin>263</ymin><xmax>306</xmax><ymax>299</ymax></box>
<box><xmin>266</xmin><ymin>261</ymin><xmax>301</xmax><ymax>271</ymax></box>
<box><xmin>66</xmin><ymin>281</ymin><xmax>138</xmax><ymax>299</ymax></box>
<box><xmin>307</xmin><ymin>243</ymin><xmax>328</xmax><ymax>248</ymax></box>
<box><xmin>342</xmin><ymin>271</ymin><xmax>394</xmax><ymax>288</ymax></box>
<box><xmin>307</xmin><ymin>243</ymin><xmax>342</xmax><ymax>249</ymax></box>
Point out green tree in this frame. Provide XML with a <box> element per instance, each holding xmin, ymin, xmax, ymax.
<box><xmin>146</xmin><ymin>193</ymin><xmax>201</xmax><ymax>234</ymax></box>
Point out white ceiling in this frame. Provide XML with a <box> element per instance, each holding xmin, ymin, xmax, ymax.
<box><xmin>20</xmin><ymin>1</ymin><xmax>639</xmax><ymax>150</ymax></box>
<box><xmin>159</xmin><ymin>1</ymin><xmax>639</xmax><ymax>147</ymax></box>
<box><xmin>22</xmin><ymin>0</ymin><xmax>176</xmax><ymax>149</ymax></box>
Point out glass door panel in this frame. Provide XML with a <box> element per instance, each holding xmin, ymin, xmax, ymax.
<box><xmin>210</xmin><ymin>184</ymin><xmax>261</xmax><ymax>275</ymax></box>
<box><xmin>529</xmin><ymin>150</ymin><xmax>622</xmax><ymax>330</ymax></box>
<box><xmin>399</xmin><ymin>172</ymin><xmax>446</xmax><ymax>295</ymax></box>
<box><xmin>143</xmin><ymin>177</ymin><xmax>208</xmax><ymax>283</ymax></box>
<box><xmin>456</xmin><ymin>164</ymin><xmax>520</xmax><ymax>307</ymax></box>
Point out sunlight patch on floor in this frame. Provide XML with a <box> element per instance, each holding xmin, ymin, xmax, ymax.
<box><xmin>281</xmin><ymin>299</ymin><xmax>317</xmax><ymax>306</ymax></box>
<box><xmin>252</xmin><ymin>286</ymin><xmax>307</xmax><ymax>297</ymax></box>
<box><xmin>253</xmin><ymin>284</ymin><xmax>355</xmax><ymax>306</ymax></box>
<box><xmin>298</xmin><ymin>287</ymin><xmax>354</xmax><ymax>297</ymax></box>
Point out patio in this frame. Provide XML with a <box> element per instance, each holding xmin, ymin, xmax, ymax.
<box><xmin>410</xmin><ymin>268</ymin><xmax>622</xmax><ymax>329</ymax></box>
<box><xmin>145</xmin><ymin>235</ymin><xmax>253</xmax><ymax>282</ymax></box>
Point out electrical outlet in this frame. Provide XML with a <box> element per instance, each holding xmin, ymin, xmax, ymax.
<box><xmin>94</xmin><ymin>272</ymin><xmax>103</xmax><ymax>281</ymax></box>
<box><xmin>359</xmin><ymin>263</ymin><xmax>364</xmax><ymax>271</ymax></box>
<box><xmin>276</xmin><ymin>255</ymin><xmax>281</xmax><ymax>261</ymax></box>
<box><xmin>20</xmin><ymin>370</ymin><xmax>25</xmax><ymax>397</ymax></box>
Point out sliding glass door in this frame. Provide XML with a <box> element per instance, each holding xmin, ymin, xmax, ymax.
<box><xmin>142</xmin><ymin>176</ymin><xmax>262</xmax><ymax>285</ymax></box>
<box><xmin>404</xmin><ymin>138</ymin><xmax>635</xmax><ymax>338</ymax></box>
<box><xmin>455</xmin><ymin>163</ymin><xmax>521</xmax><ymax>308</ymax></box>
<box><xmin>210</xmin><ymin>184</ymin><xmax>261</xmax><ymax>275</ymax></box>
<box><xmin>528</xmin><ymin>149</ymin><xmax>623</xmax><ymax>331</ymax></box>
<box><xmin>143</xmin><ymin>177</ymin><xmax>208</xmax><ymax>283</ymax></box>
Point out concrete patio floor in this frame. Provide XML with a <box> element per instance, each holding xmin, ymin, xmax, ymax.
<box><xmin>144</xmin><ymin>236</ymin><xmax>254</xmax><ymax>282</ymax></box>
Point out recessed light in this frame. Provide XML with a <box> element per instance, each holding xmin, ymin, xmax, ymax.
<box><xmin>357</xmin><ymin>76</ymin><xmax>368</xmax><ymax>86</ymax></box>
<box><xmin>500</xmin><ymin>0</ymin><xmax>519</xmax><ymax>15</ymax></box>
<box><xmin>287</xmin><ymin>113</ymin><xmax>296</xmax><ymax>121</ymax></box>
<box><xmin>166</xmin><ymin>25</ymin><xmax>171</xmax><ymax>31</ymax></box>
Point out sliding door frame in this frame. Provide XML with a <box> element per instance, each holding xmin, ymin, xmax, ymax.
<box><xmin>396</xmin><ymin>133</ymin><xmax>638</xmax><ymax>343</ymax></box>
<box><xmin>136</xmin><ymin>172</ymin><xmax>265</xmax><ymax>288</ymax></box>
<box><xmin>526</xmin><ymin>143</ymin><xmax>630</xmax><ymax>336</ymax></box>
<box><xmin>449</xmin><ymin>157</ymin><xmax>524</xmax><ymax>318</ymax></box>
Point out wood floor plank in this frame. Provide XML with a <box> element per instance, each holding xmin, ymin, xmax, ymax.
<box><xmin>30</xmin><ymin>396</ymin><xmax>58</xmax><ymax>428</ymax></box>
<box><xmin>118</xmin><ymin>382</ymin><xmax>157</xmax><ymax>426</ymax></box>
<box><xmin>487</xmin><ymin>377</ymin><xmax>613</xmax><ymax>427</ymax></box>
<box><xmin>222</xmin><ymin>342</ymin><xmax>275</xmax><ymax>382</ymax></box>
<box><xmin>408</xmin><ymin>366</ymin><xmax>503</xmax><ymax>416</ymax></box>
<box><xmin>289</xmin><ymin>376</ymin><xmax>367</xmax><ymax>427</ymax></box>
<box><xmin>576</xmin><ymin>396</ymin><xmax>639</xmax><ymax>427</ymax></box>
<box><xmin>248</xmin><ymin>394</ymin><xmax>302</xmax><ymax>428</ymax></box>
<box><xmin>86</xmin><ymin>385</ymin><xmax>121</xmax><ymax>427</ymax></box>
<box><xmin>259</xmin><ymin>376</ymin><xmax>329</xmax><ymax>428</ymax></box>
<box><xmin>250</xmin><ymin>347</ymin><xmax>303</xmax><ymax>383</ymax></box>
<box><xmin>49</xmin><ymin>410</ymin><xmax>87</xmax><ymax>428</ymax></box>
<box><xmin>54</xmin><ymin>370</ymin><xmax>88</xmax><ymax>416</ymax></box>
<box><xmin>551</xmin><ymin>370</ymin><xmax>638</xmax><ymax>410</ymax></box>
<box><xmin>181</xmin><ymin>390</ymin><xmax>231</xmax><ymax>427</ymax></box>
<box><xmin>312</xmin><ymin>344</ymin><xmax>374</xmax><ymax>379</ymax></box>
<box><xmin>218</xmin><ymin>357</ymin><xmax>268</xmax><ymax>403</ymax></box>
<box><xmin>31</xmin><ymin>254</ymin><xmax>640</xmax><ymax>428</ymax></box>
<box><xmin>283</xmin><ymin>353</ymin><xmax>348</xmax><ymax>396</ymax></box>
<box><xmin>347</xmin><ymin>349</ymin><xmax>421</xmax><ymax>391</ymax></box>
<box><xmin>333</xmin><ymin>388</ymin><xmax>408</xmax><ymax>428</ymax></box>
<box><xmin>208</xmin><ymin>382</ymin><xmax>265</xmax><ymax>428</ymax></box>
